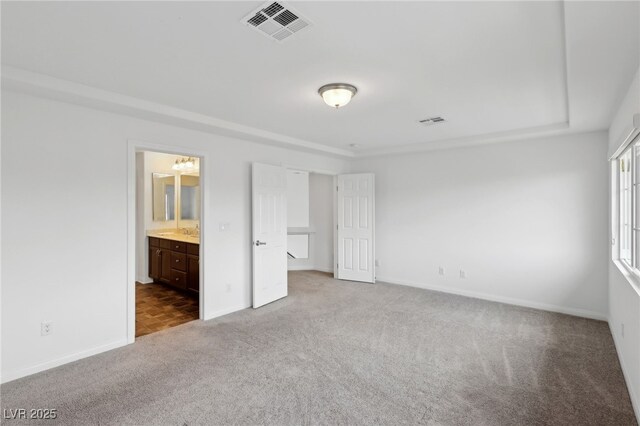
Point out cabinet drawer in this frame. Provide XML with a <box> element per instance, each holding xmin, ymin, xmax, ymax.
<box><xmin>187</xmin><ymin>243</ymin><xmax>199</xmax><ymax>255</ymax></box>
<box><xmin>159</xmin><ymin>239</ymin><xmax>172</xmax><ymax>249</ymax></box>
<box><xmin>171</xmin><ymin>252</ymin><xmax>187</xmax><ymax>272</ymax></box>
<box><xmin>169</xmin><ymin>241</ymin><xmax>187</xmax><ymax>253</ymax></box>
<box><xmin>149</xmin><ymin>237</ymin><xmax>160</xmax><ymax>248</ymax></box>
<box><xmin>170</xmin><ymin>269</ymin><xmax>187</xmax><ymax>289</ymax></box>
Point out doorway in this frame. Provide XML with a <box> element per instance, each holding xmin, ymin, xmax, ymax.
<box><xmin>286</xmin><ymin>169</ymin><xmax>336</xmax><ymax>274</ymax></box>
<box><xmin>132</xmin><ymin>149</ymin><xmax>203</xmax><ymax>338</ymax></box>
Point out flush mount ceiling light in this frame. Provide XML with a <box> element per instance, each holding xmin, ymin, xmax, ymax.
<box><xmin>172</xmin><ymin>157</ymin><xmax>198</xmax><ymax>171</ymax></box>
<box><xmin>318</xmin><ymin>83</ymin><xmax>357</xmax><ymax>109</ymax></box>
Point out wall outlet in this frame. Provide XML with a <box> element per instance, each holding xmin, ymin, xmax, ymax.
<box><xmin>459</xmin><ymin>270</ymin><xmax>466</xmax><ymax>279</ymax></box>
<box><xmin>375</xmin><ymin>259</ymin><xmax>380</xmax><ymax>267</ymax></box>
<box><xmin>41</xmin><ymin>321</ymin><xmax>52</xmax><ymax>336</ymax></box>
<box><xmin>622</xmin><ymin>323</ymin><xmax>625</xmax><ymax>338</ymax></box>
<box><xmin>226</xmin><ymin>283</ymin><xmax>232</xmax><ymax>292</ymax></box>
<box><xmin>438</xmin><ymin>266</ymin><xmax>445</xmax><ymax>276</ymax></box>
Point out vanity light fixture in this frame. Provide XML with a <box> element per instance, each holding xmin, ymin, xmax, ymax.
<box><xmin>318</xmin><ymin>83</ymin><xmax>357</xmax><ymax>109</ymax></box>
<box><xmin>172</xmin><ymin>157</ymin><xmax>198</xmax><ymax>171</ymax></box>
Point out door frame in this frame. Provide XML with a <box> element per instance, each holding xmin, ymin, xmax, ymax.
<box><xmin>281</xmin><ymin>163</ymin><xmax>339</xmax><ymax>276</ymax></box>
<box><xmin>126</xmin><ymin>139</ymin><xmax>209</xmax><ymax>344</ymax></box>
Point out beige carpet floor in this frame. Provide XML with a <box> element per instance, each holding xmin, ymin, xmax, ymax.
<box><xmin>0</xmin><ymin>271</ymin><xmax>635</xmax><ymax>425</ymax></box>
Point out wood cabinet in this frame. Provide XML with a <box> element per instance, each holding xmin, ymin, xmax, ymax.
<box><xmin>149</xmin><ymin>236</ymin><xmax>199</xmax><ymax>294</ymax></box>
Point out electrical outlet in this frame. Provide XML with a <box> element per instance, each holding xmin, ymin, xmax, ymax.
<box><xmin>622</xmin><ymin>323</ymin><xmax>625</xmax><ymax>338</ymax></box>
<box><xmin>41</xmin><ymin>321</ymin><xmax>52</xmax><ymax>336</ymax></box>
<box><xmin>375</xmin><ymin>259</ymin><xmax>380</xmax><ymax>267</ymax></box>
<box><xmin>459</xmin><ymin>270</ymin><xmax>466</xmax><ymax>279</ymax></box>
<box><xmin>438</xmin><ymin>266</ymin><xmax>445</xmax><ymax>276</ymax></box>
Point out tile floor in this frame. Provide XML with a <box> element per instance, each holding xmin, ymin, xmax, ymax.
<box><xmin>135</xmin><ymin>282</ymin><xmax>199</xmax><ymax>337</ymax></box>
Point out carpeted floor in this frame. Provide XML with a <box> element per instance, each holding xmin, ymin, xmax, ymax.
<box><xmin>0</xmin><ymin>271</ymin><xmax>635</xmax><ymax>425</ymax></box>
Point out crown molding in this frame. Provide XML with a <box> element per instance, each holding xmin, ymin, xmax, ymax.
<box><xmin>1</xmin><ymin>66</ymin><xmax>355</xmax><ymax>159</ymax></box>
<box><xmin>1</xmin><ymin>2</ymin><xmax>582</xmax><ymax>159</ymax></box>
<box><xmin>355</xmin><ymin>122</ymin><xmax>574</xmax><ymax>157</ymax></box>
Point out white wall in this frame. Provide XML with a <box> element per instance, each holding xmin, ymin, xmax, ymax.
<box><xmin>0</xmin><ymin>91</ymin><xmax>350</xmax><ymax>382</ymax></box>
<box><xmin>286</xmin><ymin>170</ymin><xmax>309</xmax><ymax>228</ymax></box>
<box><xmin>309</xmin><ymin>173</ymin><xmax>335</xmax><ymax>272</ymax></box>
<box><xmin>608</xmin><ymin>66</ymin><xmax>640</xmax><ymax>417</ymax></box>
<box><xmin>353</xmin><ymin>131</ymin><xmax>610</xmax><ymax>319</ymax></box>
<box><xmin>287</xmin><ymin>173</ymin><xmax>334</xmax><ymax>272</ymax></box>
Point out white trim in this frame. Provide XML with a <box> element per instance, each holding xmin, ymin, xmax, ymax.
<box><xmin>287</xmin><ymin>265</ymin><xmax>315</xmax><ymax>271</ymax></box>
<box><xmin>127</xmin><ymin>139</ymin><xmax>209</xmax><ymax>344</ymax></box>
<box><xmin>377</xmin><ymin>276</ymin><xmax>607</xmax><ymax>321</ymax></box>
<box><xmin>612</xmin><ymin>260</ymin><xmax>640</xmax><ymax>297</ymax></box>
<box><xmin>357</xmin><ymin>122</ymin><xmax>571</xmax><ymax>157</ymax></box>
<box><xmin>609</xmin><ymin>114</ymin><xmax>640</xmax><ymax>160</ymax></box>
<box><xmin>283</xmin><ymin>163</ymin><xmax>339</xmax><ymax>176</ymax></box>
<box><xmin>2</xmin><ymin>66</ymin><xmax>585</xmax><ymax>159</ymax></box>
<box><xmin>2</xmin><ymin>66</ymin><xmax>354</xmax><ymax>159</ymax></box>
<box><xmin>1</xmin><ymin>339</ymin><xmax>128</xmax><ymax>384</ymax></box>
<box><xmin>203</xmin><ymin>304</ymin><xmax>250</xmax><ymax>321</ymax></box>
<box><xmin>287</xmin><ymin>266</ymin><xmax>334</xmax><ymax>273</ymax></box>
<box><xmin>609</xmin><ymin>321</ymin><xmax>640</xmax><ymax>420</ymax></box>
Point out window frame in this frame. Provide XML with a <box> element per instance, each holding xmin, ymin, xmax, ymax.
<box><xmin>615</xmin><ymin>135</ymin><xmax>640</xmax><ymax>275</ymax></box>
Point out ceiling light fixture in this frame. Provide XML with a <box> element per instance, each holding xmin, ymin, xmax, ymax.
<box><xmin>172</xmin><ymin>157</ymin><xmax>198</xmax><ymax>171</ymax></box>
<box><xmin>318</xmin><ymin>83</ymin><xmax>357</xmax><ymax>109</ymax></box>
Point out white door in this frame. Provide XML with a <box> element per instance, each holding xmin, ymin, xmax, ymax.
<box><xmin>336</xmin><ymin>173</ymin><xmax>375</xmax><ymax>283</ymax></box>
<box><xmin>252</xmin><ymin>163</ymin><xmax>288</xmax><ymax>308</ymax></box>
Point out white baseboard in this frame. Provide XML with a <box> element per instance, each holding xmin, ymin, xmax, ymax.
<box><xmin>288</xmin><ymin>264</ymin><xmax>314</xmax><ymax>271</ymax></box>
<box><xmin>203</xmin><ymin>303</ymin><xmax>250</xmax><ymax>321</ymax></box>
<box><xmin>609</xmin><ymin>321</ymin><xmax>640</xmax><ymax>421</ymax></box>
<box><xmin>287</xmin><ymin>266</ymin><xmax>334</xmax><ymax>273</ymax></box>
<box><xmin>136</xmin><ymin>277</ymin><xmax>153</xmax><ymax>284</ymax></box>
<box><xmin>1</xmin><ymin>339</ymin><xmax>129</xmax><ymax>384</ymax></box>
<box><xmin>377</xmin><ymin>276</ymin><xmax>607</xmax><ymax>321</ymax></box>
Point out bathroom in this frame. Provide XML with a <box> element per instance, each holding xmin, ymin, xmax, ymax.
<box><xmin>135</xmin><ymin>150</ymin><xmax>202</xmax><ymax>337</ymax></box>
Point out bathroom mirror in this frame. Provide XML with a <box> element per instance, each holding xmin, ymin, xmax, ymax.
<box><xmin>152</xmin><ymin>173</ymin><xmax>176</xmax><ymax>221</ymax></box>
<box><xmin>180</xmin><ymin>174</ymin><xmax>200</xmax><ymax>221</ymax></box>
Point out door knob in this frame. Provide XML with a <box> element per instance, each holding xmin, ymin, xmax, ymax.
<box><xmin>255</xmin><ymin>240</ymin><xmax>267</xmax><ymax>246</ymax></box>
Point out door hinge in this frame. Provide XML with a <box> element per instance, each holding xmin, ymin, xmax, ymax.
<box><xmin>336</xmin><ymin>185</ymin><xmax>339</xmax><ymax>191</ymax></box>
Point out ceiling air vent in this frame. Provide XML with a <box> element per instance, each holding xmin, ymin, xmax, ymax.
<box><xmin>242</xmin><ymin>2</ymin><xmax>311</xmax><ymax>43</ymax></box>
<box><xmin>419</xmin><ymin>117</ymin><xmax>446</xmax><ymax>126</ymax></box>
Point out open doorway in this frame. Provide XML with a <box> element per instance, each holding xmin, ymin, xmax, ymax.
<box><xmin>286</xmin><ymin>169</ymin><xmax>335</xmax><ymax>274</ymax></box>
<box><xmin>134</xmin><ymin>150</ymin><xmax>202</xmax><ymax>337</ymax></box>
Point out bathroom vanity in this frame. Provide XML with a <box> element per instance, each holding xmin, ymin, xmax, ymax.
<box><xmin>148</xmin><ymin>232</ymin><xmax>199</xmax><ymax>295</ymax></box>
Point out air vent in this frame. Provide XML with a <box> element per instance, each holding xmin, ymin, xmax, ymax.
<box><xmin>242</xmin><ymin>2</ymin><xmax>312</xmax><ymax>43</ymax></box>
<box><xmin>419</xmin><ymin>117</ymin><xmax>446</xmax><ymax>126</ymax></box>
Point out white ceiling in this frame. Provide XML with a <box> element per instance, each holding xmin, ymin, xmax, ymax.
<box><xmin>2</xmin><ymin>1</ymin><xmax>638</xmax><ymax>156</ymax></box>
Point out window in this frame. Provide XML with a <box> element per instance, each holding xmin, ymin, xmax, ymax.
<box><xmin>616</xmin><ymin>139</ymin><xmax>640</xmax><ymax>270</ymax></box>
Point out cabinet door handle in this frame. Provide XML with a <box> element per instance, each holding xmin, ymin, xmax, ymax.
<box><xmin>156</xmin><ymin>249</ymin><xmax>161</xmax><ymax>256</ymax></box>
<box><xmin>175</xmin><ymin>259</ymin><xmax>180</xmax><ymax>263</ymax></box>
<box><xmin>175</xmin><ymin>278</ymin><xmax>180</xmax><ymax>281</ymax></box>
<box><xmin>175</xmin><ymin>245</ymin><xmax>180</xmax><ymax>249</ymax></box>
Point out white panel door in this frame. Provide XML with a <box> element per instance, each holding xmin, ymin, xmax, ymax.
<box><xmin>337</xmin><ymin>173</ymin><xmax>375</xmax><ymax>283</ymax></box>
<box><xmin>252</xmin><ymin>163</ymin><xmax>288</xmax><ymax>308</ymax></box>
